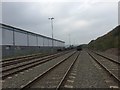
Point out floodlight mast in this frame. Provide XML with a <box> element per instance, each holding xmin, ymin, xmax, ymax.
<box><xmin>48</xmin><ymin>17</ymin><xmax>54</xmax><ymax>53</ymax></box>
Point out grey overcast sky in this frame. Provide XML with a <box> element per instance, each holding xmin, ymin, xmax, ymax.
<box><xmin>1</xmin><ymin>0</ymin><xmax>118</xmax><ymax>45</ymax></box>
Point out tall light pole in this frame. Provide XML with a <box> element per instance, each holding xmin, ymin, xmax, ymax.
<box><xmin>69</xmin><ymin>34</ymin><xmax>71</xmax><ymax>46</ymax></box>
<box><xmin>48</xmin><ymin>17</ymin><xmax>54</xmax><ymax>53</ymax></box>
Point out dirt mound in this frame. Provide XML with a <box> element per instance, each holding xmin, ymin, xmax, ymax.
<box><xmin>105</xmin><ymin>48</ymin><xmax>119</xmax><ymax>56</ymax></box>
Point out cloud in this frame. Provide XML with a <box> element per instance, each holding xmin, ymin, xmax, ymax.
<box><xmin>1</xmin><ymin>1</ymin><xmax>118</xmax><ymax>45</ymax></box>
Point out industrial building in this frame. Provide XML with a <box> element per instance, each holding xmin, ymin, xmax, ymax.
<box><xmin>0</xmin><ymin>23</ymin><xmax>65</xmax><ymax>58</ymax></box>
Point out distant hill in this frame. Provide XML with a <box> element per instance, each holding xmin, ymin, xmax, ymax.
<box><xmin>88</xmin><ymin>25</ymin><xmax>120</xmax><ymax>52</ymax></box>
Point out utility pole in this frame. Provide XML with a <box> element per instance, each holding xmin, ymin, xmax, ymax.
<box><xmin>48</xmin><ymin>17</ymin><xmax>54</xmax><ymax>53</ymax></box>
<box><xmin>69</xmin><ymin>34</ymin><xmax>71</xmax><ymax>47</ymax></box>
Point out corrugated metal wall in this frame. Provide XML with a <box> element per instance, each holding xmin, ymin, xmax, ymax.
<box><xmin>14</xmin><ymin>29</ymin><xmax>28</xmax><ymax>46</ymax></box>
<box><xmin>28</xmin><ymin>33</ymin><xmax>37</xmax><ymax>46</ymax></box>
<box><xmin>38</xmin><ymin>36</ymin><xmax>44</xmax><ymax>46</ymax></box>
<box><xmin>43</xmin><ymin>38</ymin><xmax>49</xmax><ymax>46</ymax></box>
<box><xmin>48</xmin><ymin>39</ymin><xmax>52</xmax><ymax>46</ymax></box>
<box><xmin>1</xmin><ymin>24</ymin><xmax>65</xmax><ymax>58</ymax></box>
<box><xmin>0</xmin><ymin>25</ymin><xmax>2</xmax><ymax>45</ymax></box>
<box><xmin>1</xmin><ymin>24</ymin><xmax>65</xmax><ymax>47</ymax></box>
<box><xmin>2</xmin><ymin>28</ymin><xmax>13</xmax><ymax>45</ymax></box>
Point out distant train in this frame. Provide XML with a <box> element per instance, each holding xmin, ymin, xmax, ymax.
<box><xmin>77</xmin><ymin>45</ymin><xmax>82</xmax><ymax>51</ymax></box>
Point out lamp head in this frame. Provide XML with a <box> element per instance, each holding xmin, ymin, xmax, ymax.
<box><xmin>48</xmin><ymin>17</ymin><xmax>54</xmax><ymax>20</ymax></box>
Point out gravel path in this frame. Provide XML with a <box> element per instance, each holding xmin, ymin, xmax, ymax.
<box><xmin>73</xmin><ymin>51</ymin><xmax>108</xmax><ymax>88</ymax></box>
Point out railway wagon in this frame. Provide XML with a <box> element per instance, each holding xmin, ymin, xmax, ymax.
<box><xmin>77</xmin><ymin>45</ymin><xmax>82</xmax><ymax>51</ymax></box>
<box><xmin>0</xmin><ymin>23</ymin><xmax>65</xmax><ymax>58</ymax></box>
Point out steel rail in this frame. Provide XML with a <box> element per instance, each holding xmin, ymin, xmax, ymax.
<box><xmin>88</xmin><ymin>52</ymin><xmax>120</xmax><ymax>84</ymax></box>
<box><xmin>1</xmin><ymin>51</ymin><xmax>69</xmax><ymax>67</ymax></box>
<box><xmin>2</xmin><ymin>51</ymin><xmax>71</xmax><ymax>79</ymax></box>
<box><xmin>56</xmin><ymin>51</ymin><xmax>80</xmax><ymax>89</ymax></box>
<box><xmin>2</xmin><ymin>53</ymin><xmax>42</xmax><ymax>62</ymax></box>
<box><xmin>2</xmin><ymin>51</ymin><xmax>68</xmax><ymax>72</ymax></box>
<box><xmin>20</xmin><ymin>51</ymin><xmax>77</xmax><ymax>89</ymax></box>
<box><xmin>91</xmin><ymin>51</ymin><xmax>120</xmax><ymax>65</ymax></box>
<box><xmin>2</xmin><ymin>54</ymin><xmax>43</xmax><ymax>67</ymax></box>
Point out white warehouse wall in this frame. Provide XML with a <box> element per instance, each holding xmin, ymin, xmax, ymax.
<box><xmin>43</xmin><ymin>38</ymin><xmax>49</xmax><ymax>46</ymax></box>
<box><xmin>60</xmin><ymin>42</ymin><xmax>63</xmax><ymax>47</ymax></box>
<box><xmin>62</xmin><ymin>43</ymin><xmax>65</xmax><ymax>47</ymax></box>
<box><xmin>14</xmin><ymin>30</ymin><xmax>28</xmax><ymax>46</ymax></box>
<box><xmin>54</xmin><ymin>40</ymin><xmax>57</xmax><ymax>47</ymax></box>
<box><xmin>58</xmin><ymin>42</ymin><xmax>61</xmax><ymax>47</ymax></box>
<box><xmin>2</xmin><ymin>28</ymin><xmax>13</xmax><ymax>45</ymax></box>
<box><xmin>38</xmin><ymin>36</ymin><xmax>43</xmax><ymax>46</ymax></box>
<box><xmin>48</xmin><ymin>39</ymin><xmax>52</xmax><ymax>46</ymax></box>
<box><xmin>57</xmin><ymin>41</ymin><xmax>59</xmax><ymax>47</ymax></box>
<box><xmin>28</xmin><ymin>33</ymin><xmax>37</xmax><ymax>46</ymax></box>
<box><xmin>57</xmin><ymin>41</ymin><xmax>64</xmax><ymax>47</ymax></box>
<box><xmin>1</xmin><ymin>24</ymin><xmax>65</xmax><ymax>47</ymax></box>
<box><xmin>0</xmin><ymin>27</ymin><xmax>2</xmax><ymax>45</ymax></box>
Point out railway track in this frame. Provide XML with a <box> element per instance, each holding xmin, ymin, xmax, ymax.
<box><xmin>1</xmin><ymin>53</ymin><xmax>42</xmax><ymax>62</ymax></box>
<box><xmin>91</xmin><ymin>51</ymin><xmax>120</xmax><ymax>64</ymax></box>
<box><xmin>1</xmin><ymin>53</ymin><xmax>44</xmax><ymax>67</ymax></box>
<box><xmin>2</xmin><ymin>50</ymin><xmax>71</xmax><ymax>79</ymax></box>
<box><xmin>1</xmin><ymin>51</ymin><xmax>66</xmax><ymax>67</ymax></box>
<box><xmin>20</xmin><ymin>51</ymin><xmax>80</xmax><ymax>89</ymax></box>
<box><xmin>87</xmin><ymin>51</ymin><xmax>120</xmax><ymax>86</ymax></box>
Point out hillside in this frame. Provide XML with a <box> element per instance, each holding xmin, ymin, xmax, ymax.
<box><xmin>88</xmin><ymin>25</ymin><xmax>120</xmax><ymax>54</ymax></box>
